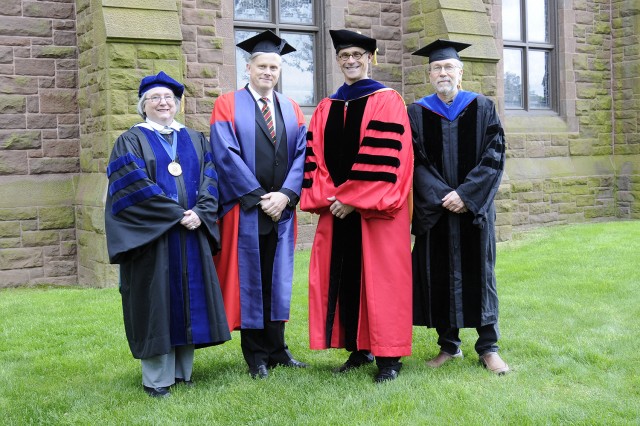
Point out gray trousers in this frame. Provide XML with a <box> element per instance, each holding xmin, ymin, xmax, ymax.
<box><xmin>141</xmin><ymin>345</ymin><xmax>195</xmax><ymax>388</ymax></box>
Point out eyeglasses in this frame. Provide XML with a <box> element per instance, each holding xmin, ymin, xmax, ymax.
<box><xmin>430</xmin><ymin>64</ymin><xmax>459</xmax><ymax>74</ymax></box>
<box><xmin>337</xmin><ymin>51</ymin><xmax>367</xmax><ymax>61</ymax></box>
<box><xmin>145</xmin><ymin>95</ymin><xmax>176</xmax><ymax>104</ymax></box>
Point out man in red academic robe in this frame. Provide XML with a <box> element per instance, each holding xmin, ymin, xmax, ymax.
<box><xmin>209</xmin><ymin>31</ymin><xmax>308</xmax><ymax>379</ymax></box>
<box><xmin>301</xmin><ymin>30</ymin><xmax>413</xmax><ymax>383</ymax></box>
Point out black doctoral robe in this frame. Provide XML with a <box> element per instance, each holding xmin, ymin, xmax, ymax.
<box><xmin>409</xmin><ymin>93</ymin><xmax>506</xmax><ymax>329</ymax></box>
<box><xmin>105</xmin><ymin>125</ymin><xmax>231</xmax><ymax>359</ymax></box>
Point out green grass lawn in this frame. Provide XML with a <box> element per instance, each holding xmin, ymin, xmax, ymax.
<box><xmin>1</xmin><ymin>221</ymin><xmax>639</xmax><ymax>425</ymax></box>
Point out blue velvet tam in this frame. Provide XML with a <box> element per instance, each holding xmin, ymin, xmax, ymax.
<box><xmin>138</xmin><ymin>71</ymin><xmax>184</xmax><ymax>98</ymax></box>
<box><xmin>412</xmin><ymin>39</ymin><xmax>471</xmax><ymax>63</ymax></box>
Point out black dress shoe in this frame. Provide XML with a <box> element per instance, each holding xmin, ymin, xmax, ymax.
<box><xmin>143</xmin><ymin>385</ymin><xmax>171</xmax><ymax>398</ymax></box>
<box><xmin>249</xmin><ymin>364</ymin><xmax>268</xmax><ymax>379</ymax></box>
<box><xmin>333</xmin><ymin>351</ymin><xmax>374</xmax><ymax>373</ymax></box>
<box><xmin>374</xmin><ymin>367</ymin><xmax>399</xmax><ymax>383</ymax></box>
<box><xmin>271</xmin><ymin>358</ymin><xmax>308</xmax><ymax>369</ymax></box>
<box><xmin>174</xmin><ymin>378</ymin><xmax>195</xmax><ymax>387</ymax></box>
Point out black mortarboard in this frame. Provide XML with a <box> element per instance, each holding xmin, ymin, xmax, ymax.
<box><xmin>138</xmin><ymin>71</ymin><xmax>184</xmax><ymax>98</ymax></box>
<box><xmin>412</xmin><ymin>39</ymin><xmax>471</xmax><ymax>63</ymax></box>
<box><xmin>236</xmin><ymin>30</ymin><xmax>296</xmax><ymax>56</ymax></box>
<box><xmin>329</xmin><ymin>29</ymin><xmax>377</xmax><ymax>53</ymax></box>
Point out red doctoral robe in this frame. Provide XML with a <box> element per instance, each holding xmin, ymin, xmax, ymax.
<box><xmin>301</xmin><ymin>83</ymin><xmax>413</xmax><ymax>357</ymax></box>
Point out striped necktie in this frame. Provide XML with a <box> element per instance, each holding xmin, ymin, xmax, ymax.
<box><xmin>260</xmin><ymin>97</ymin><xmax>276</xmax><ymax>143</ymax></box>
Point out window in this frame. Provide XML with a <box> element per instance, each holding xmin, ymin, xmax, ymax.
<box><xmin>234</xmin><ymin>0</ymin><xmax>320</xmax><ymax>107</ymax></box>
<box><xmin>502</xmin><ymin>0</ymin><xmax>556</xmax><ymax>111</ymax></box>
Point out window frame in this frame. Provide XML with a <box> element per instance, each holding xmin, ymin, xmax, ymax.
<box><xmin>503</xmin><ymin>0</ymin><xmax>558</xmax><ymax>113</ymax></box>
<box><xmin>233</xmin><ymin>0</ymin><xmax>323</xmax><ymax>110</ymax></box>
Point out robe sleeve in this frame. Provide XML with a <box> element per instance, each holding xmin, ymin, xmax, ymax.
<box><xmin>105</xmin><ymin>131</ymin><xmax>186</xmax><ymax>263</ymax></box>
<box><xmin>209</xmin><ymin>92</ymin><xmax>264</xmax><ymax>217</ymax></box>
<box><xmin>336</xmin><ymin>90</ymin><xmax>413</xmax><ymax>220</ymax></box>
<box><xmin>455</xmin><ymin>96</ymin><xmax>506</xmax><ymax>228</ymax></box>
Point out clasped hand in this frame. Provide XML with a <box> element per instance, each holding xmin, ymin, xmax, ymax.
<box><xmin>180</xmin><ymin>210</ymin><xmax>201</xmax><ymax>230</ymax></box>
<box><xmin>328</xmin><ymin>196</ymin><xmax>354</xmax><ymax>219</ymax></box>
<box><xmin>442</xmin><ymin>190</ymin><xmax>468</xmax><ymax>214</ymax></box>
<box><xmin>260</xmin><ymin>192</ymin><xmax>288</xmax><ymax>222</ymax></box>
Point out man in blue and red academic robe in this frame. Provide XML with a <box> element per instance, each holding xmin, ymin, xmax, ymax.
<box><xmin>209</xmin><ymin>30</ymin><xmax>307</xmax><ymax>379</ymax></box>
<box><xmin>409</xmin><ymin>39</ymin><xmax>509</xmax><ymax>374</ymax></box>
<box><xmin>301</xmin><ymin>30</ymin><xmax>413</xmax><ymax>383</ymax></box>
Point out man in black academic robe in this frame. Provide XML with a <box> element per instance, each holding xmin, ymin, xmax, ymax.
<box><xmin>409</xmin><ymin>40</ymin><xmax>509</xmax><ymax>374</ymax></box>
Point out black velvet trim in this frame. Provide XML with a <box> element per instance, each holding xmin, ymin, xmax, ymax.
<box><xmin>307</xmin><ymin>131</ymin><xmax>313</xmax><ymax>141</ymax></box>
<box><xmin>355</xmin><ymin>153</ymin><xmax>400</xmax><ymax>168</ymax></box>
<box><xmin>422</xmin><ymin>110</ymin><xmax>444</xmax><ymax>172</ymax></box>
<box><xmin>306</xmin><ymin>146</ymin><xmax>315</xmax><ymax>157</ymax></box>
<box><xmin>457</xmin><ymin>101</ymin><xmax>478</xmax><ymax>180</ymax></box>
<box><xmin>348</xmin><ymin>170</ymin><xmax>397</xmax><ymax>183</ymax></box>
<box><xmin>480</xmin><ymin>157</ymin><xmax>501</xmax><ymax>170</ymax></box>
<box><xmin>325</xmin><ymin>98</ymin><xmax>367</xmax><ymax>186</ymax></box>
<box><xmin>367</xmin><ymin>120</ymin><xmax>405</xmax><ymax>135</ymax></box>
<box><xmin>304</xmin><ymin>162</ymin><xmax>317</xmax><ymax>172</ymax></box>
<box><xmin>361</xmin><ymin>136</ymin><xmax>402</xmax><ymax>151</ymax></box>
<box><xmin>302</xmin><ymin>178</ymin><xmax>313</xmax><ymax>188</ymax></box>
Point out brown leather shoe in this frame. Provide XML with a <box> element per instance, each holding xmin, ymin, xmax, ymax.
<box><xmin>426</xmin><ymin>349</ymin><xmax>463</xmax><ymax>368</ymax></box>
<box><xmin>480</xmin><ymin>352</ymin><xmax>510</xmax><ymax>375</ymax></box>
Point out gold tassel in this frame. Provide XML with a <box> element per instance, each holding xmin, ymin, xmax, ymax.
<box><xmin>373</xmin><ymin>48</ymin><xmax>378</xmax><ymax>65</ymax></box>
<box><xmin>180</xmin><ymin>94</ymin><xmax>185</xmax><ymax>114</ymax></box>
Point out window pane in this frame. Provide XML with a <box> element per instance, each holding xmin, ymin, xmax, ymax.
<box><xmin>502</xmin><ymin>0</ymin><xmax>522</xmax><ymax>41</ymax></box>
<box><xmin>504</xmin><ymin>48</ymin><xmax>523</xmax><ymax>109</ymax></box>
<box><xmin>280</xmin><ymin>0</ymin><xmax>313</xmax><ymax>24</ymax></box>
<box><xmin>235</xmin><ymin>30</ymin><xmax>260</xmax><ymax>89</ymax></box>
<box><xmin>526</xmin><ymin>0</ymin><xmax>548</xmax><ymax>42</ymax></box>
<box><xmin>528</xmin><ymin>50</ymin><xmax>550</xmax><ymax>109</ymax></box>
<box><xmin>280</xmin><ymin>32</ymin><xmax>315</xmax><ymax>106</ymax></box>
<box><xmin>235</xmin><ymin>0</ymin><xmax>270</xmax><ymax>22</ymax></box>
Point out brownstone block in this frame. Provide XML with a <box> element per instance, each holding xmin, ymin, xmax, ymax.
<box><xmin>0</xmin><ymin>16</ymin><xmax>52</xmax><ymax>37</ymax></box>
<box><xmin>53</xmin><ymin>20</ymin><xmax>75</xmax><ymax>31</ymax></box>
<box><xmin>56</xmin><ymin>59</ymin><xmax>77</xmax><ymax>70</ymax></box>
<box><xmin>0</xmin><ymin>270</ymin><xmax>31</xmax><ymax>288</ymax></box>
<box><xmin>15</xmin><ymin>58</ymin><xmax>56</xmax><ymax>76</ymax></box>
<box><xmin>44</xmin><ymin>260</ymin><xmax>77</xmax><ymax>277</ymax></box>
<box><xmin>39</xmin><ymin>77</ymin><xmax>56</xmax><ymax>89</ymax></box>
<box><xmin>0</xmin><ymin>76</ymin><xmax>39</xmax><ymax>95</ymax></box>
<box><xmin>39</xmin><ymin>89</ymin><xmax>78</xmax><ymax>113</ymax></box>
<box><xmin>1</xmin><ymin>0</ymin><xmax>22</xmax><ymax>16</ymax></box>
<box><xmin>58</xmin><ymin>125</ymin><xmax>79</xmax><ymax>139</ymax></box>
<box><xmin>29</xmin><ymin>157</ymin><xmax>79</xmax><ymax>174</ymax></box>
<box><xmin>56</xmin><ymin>71</ymin><xmax>77</xmax><ymax>88</ymax></box>
<box><xmin>0</xmin><ymin>36</ymin><xmax>30</xmax><ymax>47</ymax></box>
<box><xmin>27</xmin><ymin>114</ymin><xmax>57</xmax><ymax>129</ymax></box>
<box><xmin>0</xmin><ymin>46</ymin><xmax>12</xmax><ymax>64</ymax></box>
<box><xmin>23</xmin><ymin>1</ymin><xmax>75</xmax><ymax>19</ymax></box>
<box><xmin>43</xmin><ymin>140</ymin><xmax>79</xmax><ymax>157</ymax></box>
<box><xmin>0</xmin><ymin>151</ymin><xmax>28</xmax><ymax>174</ymax></box>
<box><xmin>0</xmin><ymin>114</ymin><xmax>26</xmax><ymax>129</ymax></box>
<box><xmin>0</xmin><ymin>130</ymin><xmax>41</xmax><ymax>150</ymax></box>
<box><xmin>182</xmin><ymin>8</ymin><xmax>216</xmax><ymax>26</ymax></box>
<box><xmin>53</xmin><ymin>30</ymin><xmax>77</xmax><ymax>46</ymax></box>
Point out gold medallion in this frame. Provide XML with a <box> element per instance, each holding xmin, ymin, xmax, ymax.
<box><xmin>168</xmin><ymin>161</ymin><xmax>182</xmax><ymax>177</ymax></box>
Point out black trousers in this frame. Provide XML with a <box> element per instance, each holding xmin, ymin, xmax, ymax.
<box><xmin>240</xmin><ymin>230</ymin><xmax>291</xmax><ymax>368</ymax></box>
<box><xmin>435</xmin><ymin>323</ymin><xmax>500</xmax><ymax>356</ymax></box>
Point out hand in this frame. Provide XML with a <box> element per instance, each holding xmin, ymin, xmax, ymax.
<box><xmin>442</xmin><ymin>191</ymin><xmax>468</xmax><ymax>214</ymax></box>
<box><xmin>260</xmin><ymin>192</ymin><xmax>289</xmax><ymax>221</ymax></box>
<box><xmin>180</xmin><ymin>210</ymin><xmax>201</xmax><ymax>230</ymax></box>
<box><xmin>328</xmin><ymin>196</ymin><xmax>355</xmax><ymax>219</ymax></box>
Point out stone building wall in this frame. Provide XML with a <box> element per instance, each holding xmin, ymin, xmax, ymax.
<box><xmin>0</xmin><ymin>0</ymin><xmax>79</xmax><ymax>286</ymax></box>
<box><xmin>0</xmin><ymin>0</ymin><xmax>638</xmax><ymax>287</ymax></box>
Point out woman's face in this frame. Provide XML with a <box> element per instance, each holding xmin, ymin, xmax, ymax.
<box><xmin>143</xmin><ymin>87</ymin><xmax>177</xmax><ymax>126</ymax></box>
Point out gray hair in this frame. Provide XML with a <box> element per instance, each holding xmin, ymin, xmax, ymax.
<box><xmin>136</xmin><ymin>90</ymin><xmax>181</xmax><ymax>119</ymax></box>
